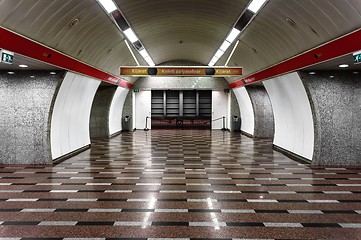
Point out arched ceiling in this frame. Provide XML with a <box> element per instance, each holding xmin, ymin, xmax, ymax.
<box><xmin>0</xmin><ymin>0</ymin><xmax>360</xmax><ymax>84</ymax></box>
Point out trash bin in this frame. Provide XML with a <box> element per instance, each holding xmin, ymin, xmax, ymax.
<box><xmin>232</xmin><ymin>115</ymin><xmax>241</xmax><ymax>132</ymax></box>
<box><xmin>122</xmin><ymin>116</ymin><xmax>131</xmax><ymax>131</ymax></box>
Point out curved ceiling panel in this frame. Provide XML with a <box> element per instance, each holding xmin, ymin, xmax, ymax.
<box><xmin>0</xmin><ymin>0</ymin><xmax>138</xmax><ymax>82</ymax></box>
<box><xmin>115</xmin><ymin>0</ymin><xmax>249</xmax><ymax>65</ymax></box>
<box><xmin>0</xmin><ymin>0</ymin><xmax>360</xmax><ymax>85</ymax></box>
<box><xmin>227</xmin><ymin>0</ymin><xmax>361</xmax><ymax>77</ymax></box>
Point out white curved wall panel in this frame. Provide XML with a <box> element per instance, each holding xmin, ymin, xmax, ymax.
<box><xmin>263</xmin><ymin>72</ymin><xmax>314</xmax><ymax>160</ymax></box>
<box><xmin>233</xmin><ymin>87</ymin><xmax>254</xmax><ymax>135</ymax></box>
<box><xmin>135</xmin><ymin>91</ymin><xmax>152</xmax><ymax>130</ymax></box>
<box><xmin>109</xmin><ymin>87</ymin><xmax>129</xmax><ymax>135</ymax></box>
<box><xmin>51</xmin><ymin>72</ymin><xmax>100</xmax><ymax>160</ymax></box>
<box><xmin>212</xmin><ymin>91</ymin><xmax>230</xmax><ymax>129</ymax></box>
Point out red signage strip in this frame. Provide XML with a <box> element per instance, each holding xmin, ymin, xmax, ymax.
<box><xmin>0</xmin><ymin>27</ymin><xmax>133</xmax><ymax>89</ymax></box>
<box><xmin>230</xmin><ymin>29</ymin><xmax>361</xmax><ymax>88</ymax></box>
<box><xmin>120</xmin><ymin>67</ymin><xmax>243</xmax><ymax>76</ymax></box>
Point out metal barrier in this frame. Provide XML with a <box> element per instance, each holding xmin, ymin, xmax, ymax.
<box><xmin>145</xmin><ymin>116</ymin><xmax>228</xmax><ymax>131</ymax></box>
<box><xmin>144</xmin><ymin>116</ymin><xmax>150</xmax><ymax>131</ymax></box>
<box><xmin>210</xmin><ymin>116</ymin><xmax>228</xmax><ymax>131</ymax></box>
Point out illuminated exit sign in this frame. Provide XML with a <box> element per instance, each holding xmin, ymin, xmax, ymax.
<box><xmin>0</xmin><ymin>50</ymin><xmax>14</xmax><ymax>64</ymax></box>
<box><xmin>353</xmin><ymin>50</ymin><xmax>361</xmax><ymax>64</ymax></box>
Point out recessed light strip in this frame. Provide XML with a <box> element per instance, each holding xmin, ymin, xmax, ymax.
<box><xmin>97</xmin><ymin>0</ymin><xmax>155</xmax><ymax>66</ymax></box>
<box><xmin>97</xmin><ymin>0</ymin><xmax>117</xmax><ymax>14</ymax></box>
<box><xmin>247</xmin><ymin>0</ymin><xmax>268</xmax><ymax>13</ymax></box>
<box><xmin>124</xmin><ymin>39</ymin><xmax>140</xmax><ymax>66</ymax></box>
<box><xmin>208</xmin><ymin>0</ymin><xmax>268</xmax><ymax>66</ymax></box>
<box><xmin>225</xmin><ymin>40</ymin><xmax>240</xmax><ymax>67</ymax></box>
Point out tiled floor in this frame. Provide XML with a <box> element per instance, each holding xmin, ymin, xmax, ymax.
<box><xmin>0</xmin><ymin>130</ymin><xmax>361</xmax><ymax>240</ymax></box>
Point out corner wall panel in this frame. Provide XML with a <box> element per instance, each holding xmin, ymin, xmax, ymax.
<box><xmin>109</xmin><ymin>87</ymin><xmax>129</xmax><ymax>135</ymax></box>
<box><xmin>233</xmin><ymin>87</ymin><xmax>255</xmax><ymax>135</ymax></box>
<box><xmin>50</xmin><ymin>72</ymin><xmax>100</xmax><ymax>160</ymax></box>
<box><xmin>263</xmin><ymin>72</ymin><xmax>314</xmax><ymax>160</ymax></box>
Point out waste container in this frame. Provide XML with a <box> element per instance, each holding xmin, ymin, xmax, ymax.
<box><xmin>232</xmin><ymin>116</ymin><xmax>241</xmax><ymax>132</ymax></box>
<box><xmin>122</xmin><ymin>116</ymin><xmax>131</xmax><ymax>131</ymax></box>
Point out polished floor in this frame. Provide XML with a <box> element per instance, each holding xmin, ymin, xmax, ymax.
<box><xmin>0</xmin><ymin>130</ymin><xmax>361</xmax><ymax>240</ymax></box>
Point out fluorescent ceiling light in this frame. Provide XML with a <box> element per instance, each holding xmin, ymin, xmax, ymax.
<box><xmin>19</xmin><ymin>64</ymin><xmax>28</xmax><ymax>68</ymax></box>
<box><xmin>7</xmin><ymin>71</ymin><xmax>15</xmax><ymax>75</ymax></box>
<box><xmin>97</xmin><ymin>0</ymin><xmax>117</xmax><ymax>13</ymax></box>
<box><xmin>50</xmin><ymin>72</ymin><xmax>57</xmax><ymax>75</ymax></box>
<box><xmin>123</xmin><ymin>28</ymin><xmax>139</xmax><ymax>43</ymax></box>
<box><xmin>209</xmin><ymin>55</ymin><xmax>219</xmax><ymax>66</ymax></box>
<box><xmin>139</xmin><ymin>49</ymin><xmax>148</xmax><ymax>58</ymax></box>
<box><xmin>215</xmin><ymin>49</ymin><xmax>224</xmax><ymax>59</ymax></box>
<box><xmin>226</xmin><ymin>28</ymin><xmax>241</xmax><ymax>43</ymax></box>
<box><xmin>309</xmin><ymin>72</ymin><xmax>316</xmax><ymax>75</ymax></box>
<box><xmin>220</xmin><ymin>41</ymin><xmax>231</xmax><ymax>52</ymax></box>
<box><xmin>247</xmin><ymin>0</ymin><xmax>267</xmax><ymax>13</ymax></box>
<box><xmin>144</xmin><ymin>56</ymin><xmax>155</xmax><ymax>66</ymax></box>
<box><xmin>339</xmin><ymin>64</ymin><xmax>349</xmax><ymax>68</ymax></box>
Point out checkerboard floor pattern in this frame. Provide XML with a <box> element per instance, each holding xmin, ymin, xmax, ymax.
<box><xmin>0</xmin><ymin>130</ymin><xmax>361</xmax><ymax>239</ymax></box>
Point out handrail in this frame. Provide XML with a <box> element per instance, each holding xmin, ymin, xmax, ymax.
<box><xmin>210</xmin><ymin>116</ymin><xmax>227</xmax><ymax>131</ymax></box>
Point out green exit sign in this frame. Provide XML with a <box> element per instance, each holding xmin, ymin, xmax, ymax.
<box><xmin>133</xmin><ymin>89</ymin><xmax>139</xmax><ymax>92</ymax></box>
<box><xmin>1</xmin><ymin>50</ymin><xmax>14</xmax><ymax>64</ymax></box>
<box><xmin>353</xmin><ymin>50</ymin><xmax>361</xmax><ymax>65</ymax></box>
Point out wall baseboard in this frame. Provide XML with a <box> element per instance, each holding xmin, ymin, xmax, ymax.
<box><xmin>241</xmin><ymin>130</ymin><xmax>254</xmax><ymax>138</ymax></box>
<box><xmin>109</xmin><ymin>130</ymin><xmax>122</xmax><ymax>138</ymax></box>
<box><xmin>273</xmin><ymin>145</ymin><xmax>312</xmax><ymax>164</ymax></box>
<box><xmin>53</xmin><ymin>145</ymin><xmax>91</xmax><ymax>164</ymax></box>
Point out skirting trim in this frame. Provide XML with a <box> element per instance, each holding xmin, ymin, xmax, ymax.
<box><xmin>273</xmin><ymin>145</ymin><xmax>312</xmax><ymax>164</ymax></box>
<box><xmin>53</xmin><ymin>145</ymin><xmax>91</xmax><ymax>164</ymax></box>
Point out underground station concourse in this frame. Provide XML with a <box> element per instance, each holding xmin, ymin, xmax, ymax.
<box><xmin>0</xmin><ymin>0</ymin><xmax>361</xmax><ymax>239</ymax></box>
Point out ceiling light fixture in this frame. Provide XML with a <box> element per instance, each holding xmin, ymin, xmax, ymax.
<box><xmin>339</xmin><ymin>64</ymin><xmax>349</xmax><ymax>68</ymax></box>
<box><xmin>208</xmin><ymin>0</ymin><xmax>268</xmax><ymax>66</ymax></box>
<box><xmin>97</xmin><ymin>0</ymin><xmax>155</xmax><ymax>66</ymax></box>
<box><xmin>124</xmin><ymin>39</ymin><xmax>140</xmax><ymax>66</ymax></box>
<box><xmin>19</xmin><ymin>64</ymin><xmax>28</xmax><ymax>68</ymax></box>
<box><xmin>97</xmin><ymin>0</ymin><xmax>117</xmax><ymax>13</ymax></box>
<box><xmin>309</xmin><ymin>71</ymin><xmax>316</xmax><ymax>75</ymax></box>
<box><xmin>225</xmin><ymin>40</ymin><xmax>240</xmax><ymax>66</ymax></box>
<box><xmin>123</xmin><ymin>28</ymin><xmax>139</xmax><ymax>43</ymax></box>
<box><xmin>50</xmin><ymin>72</ymin><xmax>57</xmax><ymax>75</ymax></box>
<box><xmin>8</xmin><ymin>71</ymin><xmax>15</xmax><ymax>74</ymax></box>
<box><xmin>226</xmin><ymin>28</ymin><xmax>241</xmax><ymax>43</ymax></box>
<box><xmin>247</xmin><ymin>0</ymin><xmax>268</xmax><ymax>13</ymax></box>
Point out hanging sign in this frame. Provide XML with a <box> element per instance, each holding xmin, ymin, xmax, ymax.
<box><xmin>120</xmin><ymin>66</ymin><xmax>243</xmax><ymax>76</ymax></box>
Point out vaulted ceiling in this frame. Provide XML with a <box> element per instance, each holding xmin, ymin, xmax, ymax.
<box><xmin>0</xmin><ymin>0</ymin><xmax>360</xmax><ymax>84</ymax></box>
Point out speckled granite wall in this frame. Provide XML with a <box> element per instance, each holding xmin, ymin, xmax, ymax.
<box><xmin>300</xmin><ymin>71</ymin><xmax>361</xmax><ymax>166</ymax></box>
<box><xmin>230</xmin><ymin>90</ymin><xmax>241</xmax><ymax>131</ymax></box>
<box><xmin>0</xmin><ymin>70</ymin><xmax>64</xmax><ymax>164</ymax></box>
<box><xmin>90</xmin><ymin>84</ymin><xmax>117</xmax><ymax>138</ymax></box>
<box><xmin>122</xmin><ymin>91</ymin><xmax>134</xmax><ymax>131</ymax></box>
<box><xmin>246</xmin><ymin>85</ymin><xmax>274</xmax><ymax>138</ymax></box>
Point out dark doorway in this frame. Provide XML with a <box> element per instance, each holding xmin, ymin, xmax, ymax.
<box><xmin>151</xmin><ymin>90</ymin><xmax>211</xmax><ymax>129</ymax></box>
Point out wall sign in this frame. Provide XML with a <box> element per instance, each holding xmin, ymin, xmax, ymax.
<box><xmin>0</xmin><ymin>49</ymin><xmax>14</xmax><ymax>64</ymax></box>
<box><xmin>120</xmin><ymin>67</ymin><xmax>243</xmax><ymax>77</ymax></box>
<box><xmin>353</xmin><ymin>50</ymin><xmax>361</xmax><ymax>64</ymax></box>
